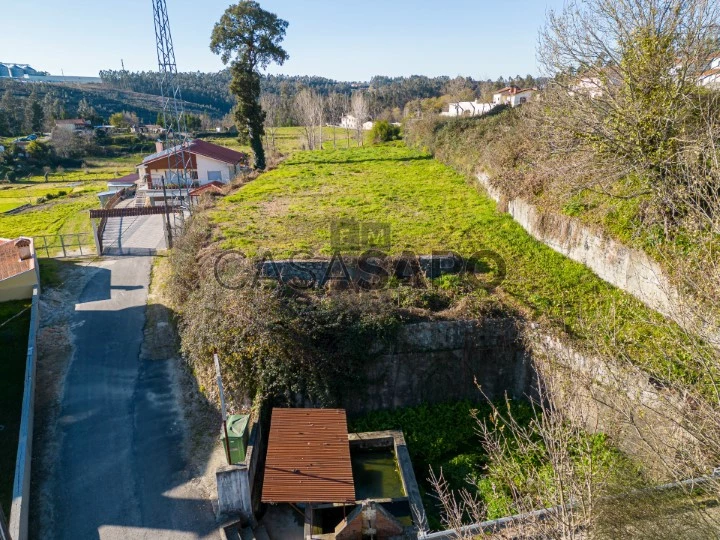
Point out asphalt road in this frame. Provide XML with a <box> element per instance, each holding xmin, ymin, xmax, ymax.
<box><xmin>46</xmin><ymin>217</ymin><xmax>220</xmax><ymax>539</ymax></box>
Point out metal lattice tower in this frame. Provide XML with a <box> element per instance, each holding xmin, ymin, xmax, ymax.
<box><xmin>152</xmin><ymin>0</ymin><xmax>192</xmax><ymax>223</ymax></box>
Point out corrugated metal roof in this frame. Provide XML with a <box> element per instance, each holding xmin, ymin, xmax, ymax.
<box><xmin>262</xmin><ymin>408</ymin><xmax>355</xmax><ymax>504</ymax></box>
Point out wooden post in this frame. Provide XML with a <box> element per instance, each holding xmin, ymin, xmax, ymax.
<box><xmin>59</xmin><ymin>235</ymin><xmax>66</xmax><ymax>258</ymax></box>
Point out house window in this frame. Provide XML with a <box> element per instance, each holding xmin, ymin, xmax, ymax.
<box><xmin>207</xmin><ymin>171</ymin><xmax>223</xmax><ymax>182</ymax></box>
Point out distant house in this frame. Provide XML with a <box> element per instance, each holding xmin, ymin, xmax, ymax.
<box><xmin>0</xmin><ymin>237</ymin><xmax>39</xmax><ymax>301</ymax></box>
<box><xmin>340</xmin><ymin>115</ymin><xmax>373</xmax><ymax>130</ymax></box>
<box><xmin>135</xmin><ymin>139</ymin><xmax>249</xmax><ymax>206</ymax></box>
<box><xmin>55</xmin><ymin>119</ymin><xmax>91</xmax><ymax>133</ymax></box>
<box><xmin>492</xmin><ymin>86</ymin><xmax>536</xmax><ymax>107</ymax></box>
<box><xmin>441</xmin><ymin>100</ymin><xmax>496</xmax><ymax>117</ymax></box>
<box><xmin>699</xmin><ymin>53</ymin><xmax>720</xmax><ymax>88</ymax></box>
<box><xmin>131</xmin><ymin>124</ymin><xmax>165</xmax><ymax>135</ymax></box>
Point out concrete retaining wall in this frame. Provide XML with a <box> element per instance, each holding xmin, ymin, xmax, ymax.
<box><xmin>475</xmin><ymin>173</ymin><xmax>687</xmax><ymax>326</ymax></box>
<box><xmin>344</xmin><ymin>319</ymin><xmax>534</xmax><ymax>413</ymax></box>
<box><xmin>9</xmin><ymin>286</ymin><xmax>40</xmax><ymax>540</ymax></box>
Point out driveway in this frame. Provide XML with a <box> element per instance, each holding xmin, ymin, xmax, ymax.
<box><xmin>39</xmin><ymin>216</ymin><xmax>220</xmax><ymax>539</ymax></box>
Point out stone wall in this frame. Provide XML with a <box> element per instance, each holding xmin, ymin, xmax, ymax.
<box><xmin>343</xmin><ymin>319</ymin><xmax>534</xmax><ymax>413</ymax></box>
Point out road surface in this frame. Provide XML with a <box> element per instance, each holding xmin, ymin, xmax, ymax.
<box><xmin>43</xmin><ymin>216</ymin><xmax>220</xmax><ymax>539</ymax></box>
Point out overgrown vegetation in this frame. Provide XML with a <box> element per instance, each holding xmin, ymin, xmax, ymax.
<box><xmin>209</xmin><ymin>143</ymin><xmax>715</xmax><ymax>392</ymax></box>
<box><xmin>0</xmin><ymin>300</ymin><xmax>31</xmax><ymax>517</ymax></box>
<box><xmin>349</xmin><ymin>399</ymin><xmax>638</xmax><ymax>532</ymax></box>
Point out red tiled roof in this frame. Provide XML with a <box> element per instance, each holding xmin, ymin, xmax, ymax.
<box><xmin>0</xmin><ymin>237</ymin><xmax>35</xmax><ymax>282</ymax></box>
<box><xmin>187</xmin><ymin>139</ymin><xmax>249</xmax><ymax>165</ymax></box>
<box><xmin>189</xmin><ymin>181</ymin><xmax>225</xmax><ymax>197</ymax></box>
<box><xmin>109</xmin><ymin>173</ymin><xmax>139</xmax><ymax>184</ymax></box>
<box><xmin>701</xmin><ymin>67</ymin><xmax>720</xmax><ymax>78</ymax></box>
<box><xmin>141</xmin><ymin>139</ymin><xmax>249</xmax><ymax>167</ymax></box>
<box><xmin>262</xmin><ymin>408</ymin><xmax>355</xmax><ymax>504</ymax></box>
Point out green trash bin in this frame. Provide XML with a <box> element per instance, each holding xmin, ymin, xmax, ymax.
<box><xmin>221</xmin><ymin>414</ymin><xmax>250</xmax><ymax>464</ymax></box>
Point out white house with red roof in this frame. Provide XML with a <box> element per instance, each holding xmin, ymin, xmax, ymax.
<box><xmin>0</xmin><ymin>237</ymin><xmax>39</xmax><ymax>301</ymax></box>
<box><xmin>134</xmin><ymin>139</ymin><xmax>249</xmax><ymax>206</ymax></box>
<box><xmin>699</xmin><ymin>53</ymin><xmax>720</xmax><ymax>88</ymax></box>
<box><xmin>493</xmin><ymin>86</ymin><xmax>536</xmax><ymax>107</ymax></box>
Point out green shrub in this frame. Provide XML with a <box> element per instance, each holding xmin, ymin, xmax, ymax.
<box><xmin>370</xmin><ymin>120</ymin><xmax>401</xmax><ymax>143</ymax></box>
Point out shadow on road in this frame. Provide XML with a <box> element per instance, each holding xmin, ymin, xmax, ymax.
<box><xmin>30</xmin><ymin>258</ymin><xmax>223</xmax><ymax>539</ymax></box>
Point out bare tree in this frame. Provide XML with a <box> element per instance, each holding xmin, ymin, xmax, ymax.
<box><xmin>536</xmin><ymin>0</ymin><xmax>720</xmax><ymax>233</ymax></box>
<box><xmin>260</xmin><ymin>93</ymin><xmax>281</xmax><ymax>154</ymax></box>
<box><xmin>294</xmin><ymin>88</ymin><xmax>324</xmax><ymax>150</ymax></box>
<box><xmin>350</xmin><ymin>91</ymin><xmax>369</xmax><ymax>147</ymax></box>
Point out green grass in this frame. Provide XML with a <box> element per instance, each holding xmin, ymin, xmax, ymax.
<box><xmin>0</xmin><ymin>300</ymin><xmax>31</xmax><ymax>517</ymax></box>
<box><xmin>0</xmin><ymin>183</ymin><xmax>104</xmax><ymax>240</ymax></box>
<box><xmin>202</xmin><ymin>126</ymin><xmax>366</xmax><ymax>157</ymax></box>
<box><xmin>213</xmin><ymin>143</ymin><xmax>713</xmax><ymax>391</ymax></box>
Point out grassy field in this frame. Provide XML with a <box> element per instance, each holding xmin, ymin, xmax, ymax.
<box><xmin>203</xmin><ymin>125</ymin><xmax>366</xmax><ymax>157</ymax></box>
<box><xmin>0</xmin><ymin>181</ymin><xmax>105</xmax><ymax>239</ymax></box>
<box><xmin>213</xmin><ymin>143</ymin><xmax>711</xmax><ymax>392</ymax></box>
<box><xmin>0</xmin><ymin>300</ymin><xmax>31</xmax><ymax>517</ymax></box>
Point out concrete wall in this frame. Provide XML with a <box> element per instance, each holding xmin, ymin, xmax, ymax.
<box><xmin>216</xmin><ymin>416</ymin><xmax>265</xmax><ymax>519</ymax></box>
<box><xmin>0</xmin><ymin>271</ymin><xmax>37</xmax><ymax>302</ymax></box>
<box><xmin>475</xmin><ymin>173</ymin><xmax>698</xmax><ymax>329</ymax></box>
<box><xmin>344</xmin><ymin>319</ymin><xmax>534</xmax><ymax>413</ymax></box>
<box><xmin>9</xmin><ymin>286</ymin><xmax>40</xmax><ymax>540</ymax></box>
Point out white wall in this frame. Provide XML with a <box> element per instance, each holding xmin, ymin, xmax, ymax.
<box><xmin>0</xmin><ymin>271</ymin><xmax>37</xmax><ymax>301</ymax></box>
<box><xmin>196</xmin><ymin>155</ymin><xmax>235</xmax><ymax>184</ymax></box>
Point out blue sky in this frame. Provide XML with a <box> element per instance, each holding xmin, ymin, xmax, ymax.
<box><xmin>2</xmin><ymin>0</ymin><xmax>564</xmax><ymax>81</ymax></box>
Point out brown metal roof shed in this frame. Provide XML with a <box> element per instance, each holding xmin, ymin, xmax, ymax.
<box><xmin>262</xmin><ymin>408</ymin><xmax>355</xmax><ymax>504</ymax></box>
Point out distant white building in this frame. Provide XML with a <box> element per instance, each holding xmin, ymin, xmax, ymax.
<box><xmin>441</xmin><ymin>100</ymin><xmax>495</xmax><ymax>117</ymax></box>
<box><xmin>340</xmin><ymin>115</ymin><xmax>374</xmax><ymax>130</ymax></box>
<box><xmin>492</xmin><ymin>86</ymin><xmax>536</xmax><ymax>107</ymax></box>
<box><xmin>699</xmin><ymin>54</ymin><xmax>720</xmax><ymax>88</ymax></box>
<box><xmin>55</xmin><ymin>119</ymin><xmax>92</xmax><ymax>133</ymax></box>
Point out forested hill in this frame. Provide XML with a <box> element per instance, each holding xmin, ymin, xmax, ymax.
<box><xmin>0</xmin><ymin>71</ymin><xmax>540</xmax><ymax>136</ymax></box>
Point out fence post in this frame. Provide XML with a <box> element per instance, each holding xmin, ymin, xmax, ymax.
<box><xmin>77</xmin><ymin>234</ymin><xmax>83</xmax><ymax>256</ymax></box>
<box><xmin>42</xmin><ymin>237</ymin><xmax>49</xmax><ymax>259</ymax></box>
<box><xmin>59</xmin><ymin>235</ymin><xmax>66</xmax><ymax>258</ymax></box>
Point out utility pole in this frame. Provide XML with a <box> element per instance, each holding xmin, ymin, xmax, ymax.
<box><xmin>151</xmin><ymin>0</ymin><xmax>193</xmax><ymax>224</ymax></box>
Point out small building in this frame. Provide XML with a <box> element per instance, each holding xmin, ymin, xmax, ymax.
<box><xmin>340</xmin><ymin>115</ymin><xmax>373</xmax><ymax>130</ymax></box>
<box><xmin>189</xmin><ymin>181</ymin><xmax>225</xmax><ymax>204</ymax></box>
<box><xmin>261</xmin><ymin>408</ymin><xmax>426</xmax><ymax>539</ymax></box>
<box><xmin>492</xmin><ymin>86</ymin><xmax>536</xmax><ymax>107</ymax></box>
<box><xmin>107</xmin><ymin>172</ymin><xmax>139</xmax><ymax>193</ymax></box>
<box><xmin>0</xmin><ymin>238</ymin><xmax>39</xmax><ymax>301</ymax></box>
<box><xmin>135</xmin><ymin>139</ymin><xmax>249</xmax><ymax>206</ymax></box>
<box><xmin>441</xmin><ymin>99</ymin><xmax>495</xmax><ymax>117</ymax></box>
<box><xmin>55</xmin><ymin>119</ymin><xmax>91</xmax><ymax>133</ymax></box>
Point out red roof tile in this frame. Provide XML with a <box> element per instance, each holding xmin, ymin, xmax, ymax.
<box><xmin>189</xmin><ymin>181</ymin><xmax>225</xmax><ymax>196</ymax></box>
<box><xmin>0</xmin><ymin>237</ymin><xmax>35</xmax><ymax>282</ymax></box>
